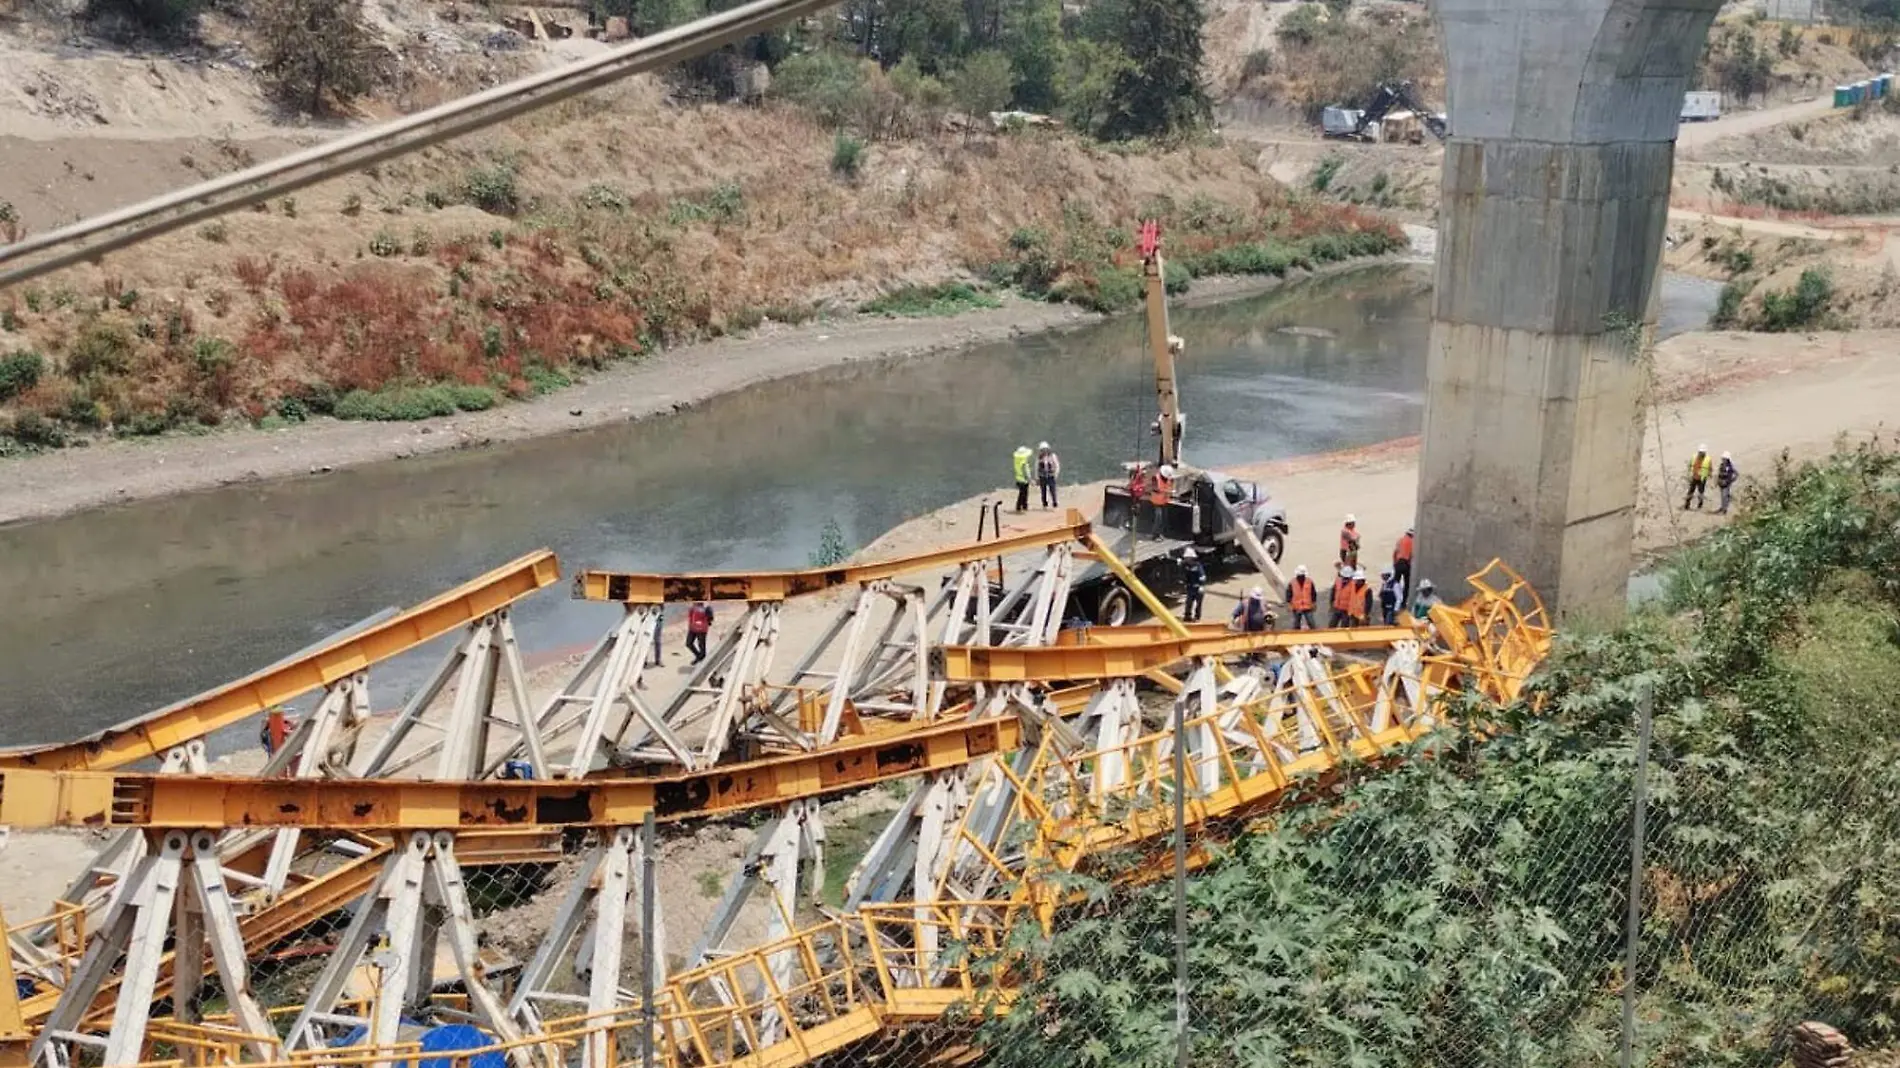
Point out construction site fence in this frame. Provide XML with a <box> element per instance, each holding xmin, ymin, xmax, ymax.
<box><xmin>81</xmin><ymin>695</ymin><xmax>1894</xmax><ymax>1068</ymax></box>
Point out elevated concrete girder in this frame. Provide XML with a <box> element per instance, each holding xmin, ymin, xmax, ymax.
<box><xmin>1417</xmin><ymin>0</ymin><xmax>1723</xmax><ymax>622</ymax></box>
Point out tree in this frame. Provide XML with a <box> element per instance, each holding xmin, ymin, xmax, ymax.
<box><xmin>1101</xmin><ymin>0</ymin><xmax>1210</xmax><ymax>139</ymax></box>
<box><xmin>1056</xmin><ymin>39</ymin><xmax>1133</xmax><ymax>136</ymax></box>
<box><xmin>949</xmin><ymin>50</ymin><xmax>1017</xmax><ymax>122</ymax></box>
<box><xmin>1713</xmin><ymin>28</ymin><xmax>1774</xmax><ymax>103</ymax></box>
<box><xmin>256</xmin><ymin>0</ymin><xmax>378</xmax><ymax>116</ymax></box>
<box><xmin>1002</xmin><ymin>0</ymin><xmax>1062</xmax><ymax>112</ymax></box>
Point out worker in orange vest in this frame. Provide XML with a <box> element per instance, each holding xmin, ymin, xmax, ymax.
<box><xmin>1347</xmin><ymin>568</ymin><xmax>1373</xmax><ymax>626</ymax></box>
<box><xmin>1286</xmin><ymin>565</ymin><xmax>1318</xmax><ymax>630</ymax></box>
<box><xmin>1150</xmin><ymin>463</ymin><xmax>1176</xmax><ymax>506</ymax></box>
<box><xmin>1327</xmin><ymin>563</ymin><xmax>1352</xmax><ymax>627</ymax></box>
<box><xmin>1392</xmin><ymin>526</ymin><xmax>1414</xmax><ymax>595</ymax></box>
<box><xmin>1339</xmin><ymin>515</ymin><xmax>1361</xmax><ymax>568</ymax></box>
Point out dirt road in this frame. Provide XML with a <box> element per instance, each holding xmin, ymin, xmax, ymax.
<box><xmin>1678</xmin><ymin>96</ymin><xmax>1835</xmax><ymax>151</ymax></box>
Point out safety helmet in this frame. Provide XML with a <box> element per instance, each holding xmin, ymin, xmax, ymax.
<box><xmin>1353</xmin><ymin>568</ymin><xmax>1367</xmax><ymax>580</ymax></box>
<box><xmin>1698</xmin><ymin>443</ymin><xmax>1709</xmax><ymax>453</ymax></box>
<box><xmin>1419</xmin><ymin>579</ymin><xmax>1435</xmax><ymax>592</ymax></box>
<box><xmin>1381</xmin><ymin>567</ymin><xmax>1393</xmax><ymax>577</ymax></box>
<box><xmin>1406</xmin><ymin>526</ymin><xmax>1415</xmax><ymax>534</ymax></box>
<box><xmin>1722</xmin><ymin>451</ymin><xmax>1732</xmax><ymax>460</ymax></box>
<box><xmin>1038</xmin><ymin>441</ymin><xmax>1050</xmax><ymax>449</ymax></box>
<box><xmin>1158</xmin><ymin>464</ymin><xmax>1175</xmax><ymax>478</ymax></box>
<box><xmin>1249</xmin><ymin>586</ymin><xmax>1264</xmax><ymax>599</ymax></box>
<box><xmin>1344</xmin><ymin>514</ymin><xmax>1357</xmax><ymax>524</ymax></box>
<box><xmin>1295</xmin><ymin>564</ymin><xmax>1308</xmax><ymax>577</ymax></box>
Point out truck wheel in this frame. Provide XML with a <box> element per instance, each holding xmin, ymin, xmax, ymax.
<box><xmin>1095</xmin><ymin>586</ymin><xmax>1133</xmax><ymax>627</ymax></box>
<box><xmin>1260</xmin><ymin>529</ymin><xmax>1286</xmax><ymax>563</ymax></box>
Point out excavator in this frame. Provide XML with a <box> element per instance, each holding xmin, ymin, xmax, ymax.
<box><xmin>1069</xmin><ymin>221</ymin><xmax>1292</xmax><ymax>626</ymax></box>
<box><xmin>1322</xmin><ymin>80</ymin><xmax>1448</xmax><ymax>144</ymax></box>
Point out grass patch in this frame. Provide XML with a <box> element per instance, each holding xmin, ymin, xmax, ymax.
<box><xmin>818</xmin><ymin>802</ymin><xmax>901</xmax><ymax>907</ymax></box>
<box><xmin>859</xmin><ymin>281</ymin><xmax>1002</xmax><ymax>318</ymax></box>
<box><xmin>333</xmin><ymin>383</ymin><xmax>500</xmax><ymax>421</ymax></box>
<box><xmin>695</xmin><ymin>870</ymin><xmax>726</xmax><ymax>900</ymax></box>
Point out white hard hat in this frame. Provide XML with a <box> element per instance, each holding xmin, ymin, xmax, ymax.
<box><xmin>1698</xmin><ymin>444</ymin><xmax>1709</xmax><ymax>453</ymax></box>
<box><xmin>1295</xmin><ymin>565</ymin><xmax>1308</xmax><ymax>576</ymax></box>
<box><xmin>1419</xmin><ymin>579</ymin><xmax>1434</xmax><ymax>591</ymax></box>
<box><xmin>1722</xmin><ymin>451</ymin><xmax>1732</xmax><ymax>460</ymax></box>
<box><xmin>1344</xmin><ymin>514</ymin><xmax>1356</xmax><ymax>524</ymax></box>
<box><xmin>1381</xmin><ymin>567</ymin><xmax>1393</xmax><ymax>577</ymax></box>
<box><xmin>1038</xmin><ymin>441</ymin><xmax>1050</xmax><ymax>449</ymax></box>
<box><xmin>1250</xmin><ymin>586</ymin><xmax>1264</xmax><ymax>599</ymax></box>
<box><xmin>1353</xmin><ymin>568</ymin><xmax>1367</xmax><ymax>580</ymax></box>
<box><xmin>1158</xmin><ymin>464</ymin><xmax>1175</xmax><ymax>478</ymax></box>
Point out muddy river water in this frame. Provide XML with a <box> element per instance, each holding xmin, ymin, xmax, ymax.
<box><xmin>0</xmin><ymin>267</ymin><xmax>1720</xmax><ymax>745</ymax></box>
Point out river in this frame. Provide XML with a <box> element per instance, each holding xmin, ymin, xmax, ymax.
<box><xmin>0</xmin><ymin>266</ymin><xmax>1721</xmax><ymax>745</ymax></box>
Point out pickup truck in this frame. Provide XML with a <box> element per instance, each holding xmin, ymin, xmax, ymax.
<box><xmin>1068</xmin><ymin>470</ymin><xmax>1290</xmax><ymax>626</ymax></box>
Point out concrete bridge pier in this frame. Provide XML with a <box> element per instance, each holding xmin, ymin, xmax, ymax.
<box><xmin>1416</xmin><ymin>0</ymin><xmax>1724</xmax><ymax>622</ymax></box>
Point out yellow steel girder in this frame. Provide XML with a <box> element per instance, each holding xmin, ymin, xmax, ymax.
<box><xmin>934</xmin><ymin>624</ymin><xmax>1421</xmax><ymax>681</ymax></box>
<box><xmin>0</xmin><ymin>714</ymin><xmax>1029</xmax><ymax>831</ymax></box>
<box><xmin>572</xmin><ymin>512</ymin><xmax>1091</xmax><ymax>603</ymax></box>
<box><xmin>0</xmin><ymin>550</ymin><xmax>562</xmax><ymax>773</ymax></box>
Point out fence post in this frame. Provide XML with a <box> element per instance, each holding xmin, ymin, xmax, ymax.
<box><xmin>642</xmin><ymin>810</ymin><xmax>658</xmax><ymax>1068</ymax></box>
<box><xmin>1619</xmin><ymin>687</ymin><xmax>1655</xmax><ymax>1068</ymax></box>
<box><xmin>1172</xmin><ymin>676</ymin><xmax>1189</xmax><ymax>1068</ymax></box>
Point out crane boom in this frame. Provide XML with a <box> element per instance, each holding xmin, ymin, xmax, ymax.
<box><xmin>1138</xmin><ymin>221</ymin><xmax>1183</xmax><ymax>467</ymax></box>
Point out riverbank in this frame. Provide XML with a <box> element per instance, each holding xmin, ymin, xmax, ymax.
<box><xmin>0</xmin><ymin>268</ymin><xmax>1389</xmax><ymax>527</ymax></box>
<box><xmin>855</xmin><ymin>327</ymin><xmax>1899</xmax><ymax>616</ymax></box>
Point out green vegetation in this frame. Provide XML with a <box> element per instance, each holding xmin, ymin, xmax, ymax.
<box><xmin>973</xmin><ymin>443</ymin><xmax>1900</xmax><ymax>1067</ymax></box>
<box><xmin>748</xmin><ymin>0</ymin><xmax>1205</xmax><ymax>141</ymax></box>
<box><xmin>1755</xmin><ymin>267</ymin><xmax>1834</xmax><ymax>331</ymax></box>
<box><xmin>0</xmin><ymin>352</ymin><xmax>46</xmax><ymax>402</ymax></box>
<box><xmin>818</xmin><ymin>803</ymin><xmax>904</xmax><ymax>907</ymax></box>
<box><xmin>860</xmin><ymin>282</ymin><xmax>1002</xmax><ymax>317</ymax></box>
<box><xmin>1274</xmin><ymin>5</ymin><xmax>1439</xmax><ymax>120</ymax></box>
<box><xmin>332</xmin><ymin>383</ymin><xmax>499</xmax><ymax>421</ymax></box>
<box><xmin>1702</xmin><ymin>27</ymin><xmax>1775</xmax><ymax>104</ymax></box>
<box><xmin>256</xmin><ymin>0</ymin><xmax>376</xmax><ymax>114</ymax></box>
<box><xmin>830</xmin><ymin>133</ymin><xmax>866</xmax><ymax>178</ymax></box>
<box><xmin>809</xmin><ymin>518</ymin><xmax>851</xmax><ymax>568</ymax></box>
<box><xmin>695</xmin><ymin>871</ymin><xmax>726</xmax><ymax>900</ymax></box>
<box><xmin>986</xmin><ymin>201</ymin><xmax>1403</xmax><ymax>314</ymax></box>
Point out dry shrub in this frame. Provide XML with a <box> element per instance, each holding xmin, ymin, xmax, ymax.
<box><xmin>233</xmin><ymin>255</ymin><xmax>274</xmax><ymax>294</ymax></box>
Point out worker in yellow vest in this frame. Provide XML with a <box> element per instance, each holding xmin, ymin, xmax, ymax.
<box><xmin>1012</xmin><ymin>445</ymin><xmax>1034</xmax><ymax>513</ymax></box>
<box><xmin>1684</xmin><ymin>444</ymin><xmax>1714</xmax><ymax>511</ymax></box>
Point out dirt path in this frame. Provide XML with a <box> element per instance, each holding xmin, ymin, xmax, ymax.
<box><xmin>1677</xmin><ymin>96</ymin><xmax>1835</xmax><ymax>150</ymax></box>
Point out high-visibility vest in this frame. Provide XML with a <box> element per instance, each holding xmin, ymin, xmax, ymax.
<box><xmin>1013</xmin><ymin>449</ymin><xmax>1033</xmax><ymax>483</ymax></box>
<box><xmin>1688</xmin><ymin>454</ymin><xmax>1712</xmax><ymax>481</ymax></box>
<box><xmin>1340</xmin><ymin>527</ymin><xmax>1360</xmax><ymax>556</ymax></box>
<box><xmin>1150</xmin><ymin>474</ymin><xmax>1173</xmax><ymax>505</ymax></box>
<box><xmin>1289</xmin><ymin>577</ymin><xmax>1316</xmax><ymax>612</ymax></box>
<box><xmin>1395</xmin><ymin>532</ymin><xmax>1414</xmax><ymax>563</ymax></box>
<box><xmin>1350</xmin><ymin>582</ymin><xmax>1371</xmax><ymax>619</ymax></box>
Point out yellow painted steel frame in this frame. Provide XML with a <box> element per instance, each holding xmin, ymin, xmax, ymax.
<box><xmin>572</xmin><ymin>512</ymin><xmax>1090</xmax><ymax>603</ymax></box>
<box><xmin>934</xmin><ymin>624</ymin><xmax>1421</xmax><ymax>681</ymax></box>
<box><xmin>0</xmin><ymin>550</ymin><xmax>562</xmax><ymax>773</ymax></box>
<box><xmin>0</xmin><ymin>715</ymin><xmax>1031</xmax><ymax>832</ymax></box>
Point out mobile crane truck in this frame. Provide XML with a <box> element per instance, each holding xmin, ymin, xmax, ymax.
<box><xmin>1063</xmin><ymin>221</ymin><xmax>1293</xmax><ymax>627</ymax></box>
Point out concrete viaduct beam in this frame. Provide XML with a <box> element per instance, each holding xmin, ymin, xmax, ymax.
<box><xmin>1417</xmin><ymin>0</ymin><xmax>1723</xmax><ymax>622</ymax></box>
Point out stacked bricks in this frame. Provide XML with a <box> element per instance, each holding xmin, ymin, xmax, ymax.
<box><xmin>1791</xmin><ymin>1022</ymin><xmax>1853</xmax><ymax>1068</ymax></box>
